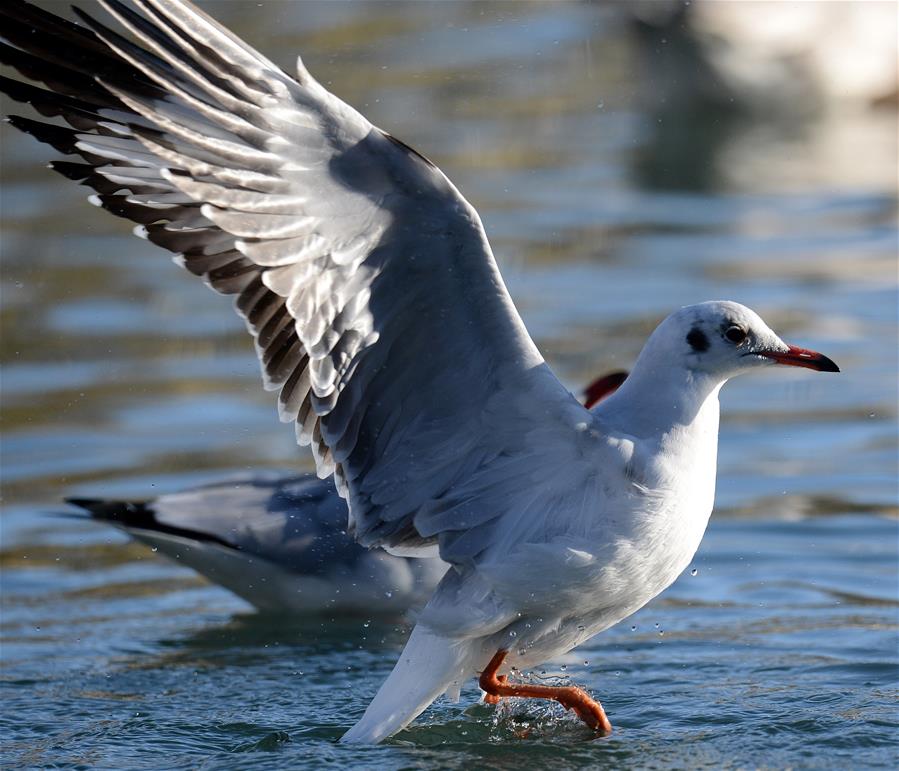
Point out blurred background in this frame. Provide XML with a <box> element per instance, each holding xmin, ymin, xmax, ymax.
<box><xmin>1</xmin><ymin>1</ymin><xmax>897</xmax><ymax>768</ymax></box>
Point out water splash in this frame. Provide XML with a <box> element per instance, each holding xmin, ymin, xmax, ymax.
<box><xmin>487</xmin><ymin>670</ymin><xmax>603</xmax><ymax>741</ymax></box>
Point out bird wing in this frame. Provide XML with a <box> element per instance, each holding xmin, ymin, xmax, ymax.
<box><xmin>141</xmin><ymin>473</ymin><xmax>368</xmax><ymax>571</ymax></box>
<box><xmin>1</xmin><ymin>0</ymin><xmax>595</xmax><ymax>565</ymax></box>
<box><xmin>67</xmin><ymin>474</ymin><xmax>358</xmax><ymax>570</ymax></box>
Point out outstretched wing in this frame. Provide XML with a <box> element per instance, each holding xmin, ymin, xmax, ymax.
<box><xmin>1</xmin><ymin>0</ymin><xmax>592</xmax><ymax>564</ymax></box>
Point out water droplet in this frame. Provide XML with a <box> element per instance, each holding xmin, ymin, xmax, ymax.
<box><xmin>508</xmin><ymin>630</ymin><xmax>517</xmax><ymax>638</ymax></box>
<box><xmin>560</xmin><ymin>664</ymin><xmax>567</xmax><ymax>671</ymax></box>
<box><xmin>577</xmin><ymin>625</ymin><xmax>585</xmax><ymax>632</ymax></box>
<box><xmin>518</xmin><ymin>648</ymin><xmax>527</xmax><ymax>656</ymax></box>
<box><xmin>654</xmin><ymin>622</ymin><xmax>660</xmax><ymax>628</ymax></box>
<box><xmin>868</xmin><ymin>412</ymin><xmax>876</xmax><ymax>419</ymax></box>
<box><xmin>658</xmin><ymin>630</ymin><xmax>664</xmax><ymax>636</ymax></box>
<box><xmin>583</xmin><ymin>660</ymin><xmax>589</xmax><ymax>666</ymax></box>
<box><xmin>631</xmin><ymin>625</ymin><xmax>637</xmax><ymax>631</ymax></box>
<box><xmin>363</xmin><ymin>620</ymin><xmax>370</xmax><ymax>628</ymax></box>
<box><xmin>384</xmin><ymin>591</ymin><xmax>393</xmax><ymax>598</ymax></box>
<box><xmin>690</xmin><ymin>568</ymin><xmax>698</xmax><ymax>576</ymax></box>
<box><xmin>151</xmin><ymin>546</ymin><xmax>158</xmax><ymax>553</ymax></box>
<box><xmin>597</xmin><ymin>100</ymin><xmax>604</xmax><ymax>109</ymax></box>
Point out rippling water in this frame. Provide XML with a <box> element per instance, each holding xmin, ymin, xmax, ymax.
<box><xmin>1</xmin><ymin>2</ymin><xmax>897</xmax><ymax>768</ymax></box>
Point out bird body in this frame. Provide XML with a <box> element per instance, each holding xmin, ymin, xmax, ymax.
<box><xmin>341</xmin><ymin>305</ymin><xmax>729</xmax><ymax>742</ymax></box>
<box><xmin>342</xmin><ymin>302</ymin><xmax>837</xmax><ymax>743</ymax></box>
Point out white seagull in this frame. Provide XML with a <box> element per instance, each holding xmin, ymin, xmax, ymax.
<box><xmin>0</xmin><ymin>0</ymin><xmax>838</xmax><ymax>744</ymax></box>
<box><xmin>66</xmin><ymin>373</ymin><xmax>627</xmax><ymax>615</ymax></box>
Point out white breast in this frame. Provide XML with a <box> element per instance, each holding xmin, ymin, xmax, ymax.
<box><xmin>592</xmin><ymin>388</ymin><xmax>721</xmax><ymax>621</ymax></box>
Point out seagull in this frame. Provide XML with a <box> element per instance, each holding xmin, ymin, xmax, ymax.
<box><xmin>66</xmin><ymin>374</ymin><xmax>627</xmax><ymax>615</ymax></box>
<box><xmin>0</xmin><ymin>0</ymin><xmax>839</xmax><ymax>744</ymax></box>
<box><xmin>66</xmin><ymin>473</ymin><xmax>449</xmax><ymax>615</ymax></box>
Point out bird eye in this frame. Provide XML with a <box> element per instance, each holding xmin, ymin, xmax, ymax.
<box><xmin>724</xmin><ymin>326</ymin><xmax>747</xmax><ymax>344</ymax></box>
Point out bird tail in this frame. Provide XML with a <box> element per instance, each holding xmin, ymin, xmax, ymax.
<box><xmin>340</xmin><ymin>624</ymin><xmax>473</xmax><ymax>744</ymax></box>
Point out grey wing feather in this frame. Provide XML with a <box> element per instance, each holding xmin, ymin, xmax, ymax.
<box><xmin>1</xmin><ymin>0</ymin><xmax>590</xmax><ymax>566</ymax></box>
<box><xmin>146</xmin><ymin>473</ymin><xmax>373</xmax><ymax>573</ymax></box>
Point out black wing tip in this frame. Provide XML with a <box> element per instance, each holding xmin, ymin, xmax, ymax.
<box><xmin>5</xmin><ymin>113</ymin><xmax>78</xmax><ymax>152</ymax></box>
<box><xmin>64</xmin><ymin>496</ymin><xmax>105</xmax><ymax>511</ymax></box>
<box><xmin>5</xmin><ymin>113</ymin><xmax>30</xmax><ymax>129</ymax></box>
<box><xmin>65</xmin><ymin>495</ymin><xmax>241</xmax><ymax>551</ymax></box>
<box><xmin>48</xmin><ymin>159</ymin><xmax>92</xmax><ymax>180</ymax></box>
<box><xmin>0</xmin><ymin>73</ymin><xmax>32</xmax><ymax>100</ymax></box>
<box><xmin>64</xmin><ymin>496</ymin><xmax>152</xmax><ymax>523</ymax></box>
<box><xmin>0</xmin><ymin>0</ymin><xmax>40</xmax><ymax>19</ymax></box>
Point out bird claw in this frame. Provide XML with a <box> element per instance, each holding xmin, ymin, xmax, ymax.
<box><xmin>483</xmin><ymin>674</ymin><xmax>507</xmax><ymax>704</ymax></box>
<box><xmin>555</xmin><ymin>687</ymin><xmax>613</xmax><ymax>735</ymax></box>
<box><xmin>479</xmin><ymin>649</ymin><xmax>613</xmax><ymax>736</ymax></box>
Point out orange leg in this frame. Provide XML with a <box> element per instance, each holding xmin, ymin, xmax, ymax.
<box><xmin>479</xmin><ymin>649</ymin><xmax>612</xmax><ymax>735</ymax></box>
<box><xmin>483</xmin><ymin>674</ymin><xmax>507</xmax><ymax>704</ymax></box>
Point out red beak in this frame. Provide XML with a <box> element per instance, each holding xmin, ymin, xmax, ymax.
<box><xmin>583</xmin><ymin>370</ymin><xmax>629</xmax><ymax>408</ymax></box>
<box><xmin>759</xmin><ymin>345</ymin><xmax>840</xmax><ymax>372</ymax></box>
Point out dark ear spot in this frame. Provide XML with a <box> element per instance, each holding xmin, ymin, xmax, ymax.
<box><xmin>686</xmin><ymin>327</ymin><xmax>709</xmax><ymax>352</ymax></box>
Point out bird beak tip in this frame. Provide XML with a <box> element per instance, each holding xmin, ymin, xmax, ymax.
<box><xmin>763</xmin><ymin>345</ymin><xmax>840</xmax><ymax>373</ymax></box>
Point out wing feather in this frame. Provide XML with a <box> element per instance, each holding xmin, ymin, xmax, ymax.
<box><xmin>1</xmin><ymin>0</ymin><xmax>591</xmax><ymax>566</ymax></box>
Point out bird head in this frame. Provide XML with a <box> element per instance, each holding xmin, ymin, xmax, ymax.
<box><xmin>638</xmin><ymin>301</ymin><xmax>840</xmax><ymax>383</ymax></box>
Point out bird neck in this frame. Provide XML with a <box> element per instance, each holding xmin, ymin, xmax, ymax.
<box><xmin>594</xmin><ymin>363</ymin><xmax>724</xmax><ymax>440</ymax></box>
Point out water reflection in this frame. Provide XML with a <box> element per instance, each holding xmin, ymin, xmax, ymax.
<box><xmin>154</xmin><ymin>613</ymin><xmax>409</xmax><ymax>656</ymax></box>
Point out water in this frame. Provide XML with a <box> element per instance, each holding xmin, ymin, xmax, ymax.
<box><xmin>1</xmin><ymin>1</ymin><xmax>897</xmax><ymax>768</ymax></box>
